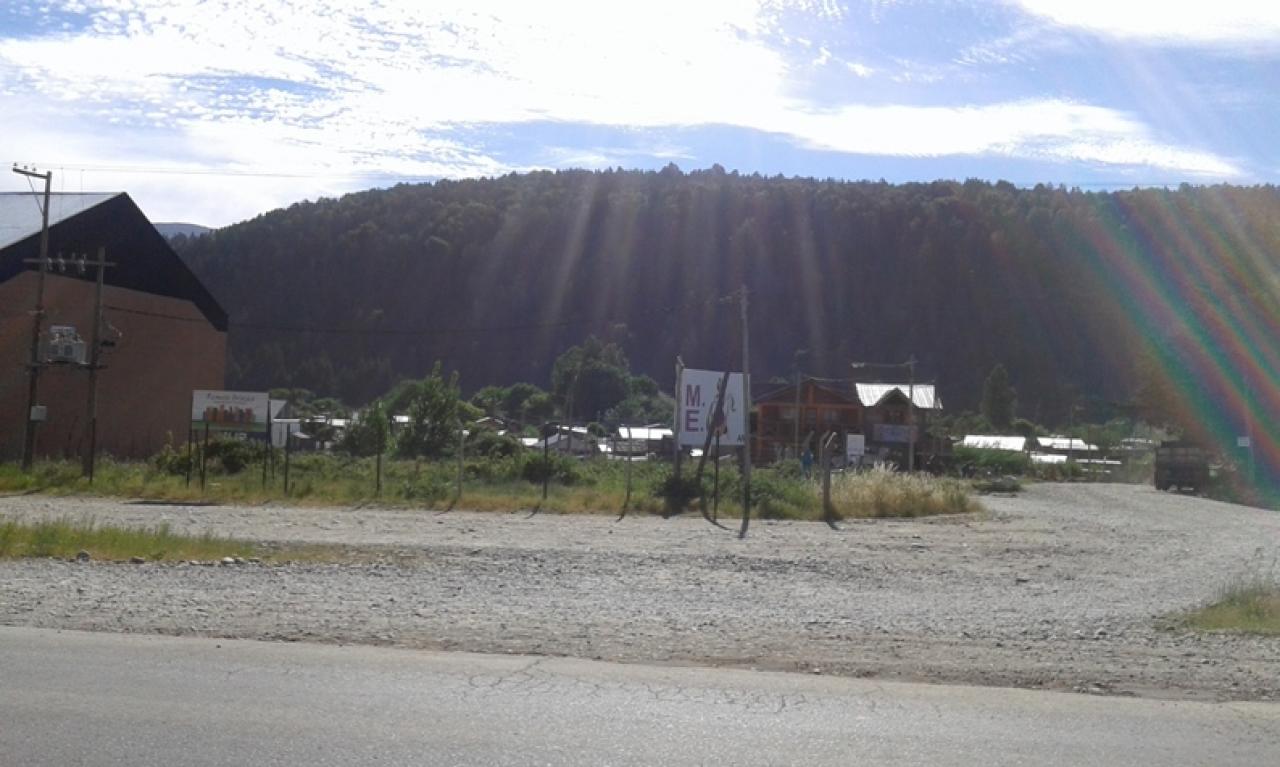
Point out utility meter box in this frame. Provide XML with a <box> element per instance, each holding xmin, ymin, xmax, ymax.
<box><xmin>41</xmin><ymin>325</ymin><xmax>87</xmax><ymax>365</ymax></box>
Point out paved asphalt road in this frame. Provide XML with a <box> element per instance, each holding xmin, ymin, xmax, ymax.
<box><xmin>2</xmin><ymin>627</ymin><xmax>1278</xmax><ymax>766</ymax></box>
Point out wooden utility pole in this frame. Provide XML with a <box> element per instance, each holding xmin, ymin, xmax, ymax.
<box><xmin>673</xmin><ymin>357</ymin><xmax>684</xmax><ymax>478</ymax></box>
<box><xmin>792</xmin><ymin>349</ymin><xmax>807</xmax><ymax>459</ymax></box>
<box><xmin>542</xmin><ymin>422</ymin><xmax>551</xmax><ymax>501</ymax></box>
<box><xmin>624</xmin><ymin>435</ymin><xmax>633</xmax><ymax>510</ymax></box>
<box><xmin>456</xmin><ymin>424</ymin><xmax>465</xmax><ymax>500</ymax></box>
<box><xmin>738</xmin><ymin>285</ymin><xmax>752</xmax><ymax>539</ymax></box>
<box><xmin>82</xmin><ymin>248</ymin><xmax>114</xmax><ymax>482</ymax></box>
<box><xmin>820</xmin><ymin>431</ymin><xmax>838</xmax><ymax>526</ymax></box>
<box><xmin>906</xmin><ymin>355</ymin><xmax>917</xmax><ymax>473</ymax></box>
<box><xmin>13</xmin><ymin>165</ymin><xmax>52</xmax><ymax>471</ymax></box>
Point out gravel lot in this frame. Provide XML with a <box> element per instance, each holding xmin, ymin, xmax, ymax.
<box><xmin>3</xmin><ymin>483</ymin><xmax>1278</xmax><ymax>701</ymax></box>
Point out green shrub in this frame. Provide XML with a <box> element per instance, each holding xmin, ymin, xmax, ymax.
<box><xmin>740</xmin><ymin>468</ymin><xmax>817</xmax><ymax>519</ymax></box>
<box><xmin>518</xmin><ymin>451</ymin><xmax>581</xmax><ymax>485</ymax></box>
<box><xmin>468</xmin><ymin>430</ymin><xmax>522</xmax><ymax>459</ymax></box>
<box><xmin>953</xmin><ymin>446</ymin><xmax>1031</xmax><ymax>476</ymax></box>
<box><xmin>652</xmin><ymin>468</ymin><xmax>706</xmax><ymax>514</ymax></box>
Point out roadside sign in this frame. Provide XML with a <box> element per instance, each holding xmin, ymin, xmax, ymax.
<box><xmin>1238</xmin><ymin>436</ymin><xmax>1251</xmax><ymax>448</ymax></box>
<box><xmin>192</xmin><ymin>390</ymin><xmax>270</xmax><ymax>434</ymax></box>
<box><xmin>677</xmin><ymin>368</ymin><xmax>745</xmax><ymax>447</ymax></box>
<box><xmin>845</xmin><ymin>434</ymin><xmax>865</xmax><ymax>463</ymax></box>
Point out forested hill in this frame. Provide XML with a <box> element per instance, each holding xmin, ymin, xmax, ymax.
<box><xmin>172</xmin><ymin>168</ymin><xmax>1280</xmax><ymax>427</ymax></box>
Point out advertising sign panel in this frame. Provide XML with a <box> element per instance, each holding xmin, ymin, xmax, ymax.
<box><xmin>192</xmin><ymin>390</ymin><xmax>270</xmax><ymax>434</ymax></box>
<box><xmin>845</xmin><ymin>434</ymin><xmax>866</xmax><ymax>463</ymax></box>
<box><xmin>677</xmin><ymin>368</ymin><xmax>745</xmax><ymax>447</ymax></box>
<box><xmin>873</xmin><ymin>423</ymin><xmax>917</xmax><ymax>444</ymax></box>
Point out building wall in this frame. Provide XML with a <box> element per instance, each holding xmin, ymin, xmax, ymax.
<box><xmin>0</xmin><ymin>272</ymin><xmax>226</xmax><ymax>461</ymax></box>
<box><xmin>753</xmin><ymin>381</ymin><xmax>863</xmax><ymax>463</ymax></box>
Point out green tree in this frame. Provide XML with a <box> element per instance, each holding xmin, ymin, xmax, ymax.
<box><xmin>551</xmin><ymin>336</ymin><xmax>631</xmax><ymax>422</ymax></box>
<box><xmin>395</xmin><ymin>362</ymin><xmax>465</xmax><ymax>458</ymax></box>
<box><xmin>340</xmin><ymin>400</ymin><xmax>391</xmax><ymax>457</ymax></box>
<box><xmin>470</xmin><ymin>386</ymin><xmax>506</xmax><ymax>418</ymax></box>
<box><xmin>981</xmin><ymin>364</ymin><xmax>1017</xmax><ymax>431</ymax></box>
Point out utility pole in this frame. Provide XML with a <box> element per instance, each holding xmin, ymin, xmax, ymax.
<box><xmin>792</xmin><ymin>349</ymin><xmax>807</xmax><ymax>460</ymax></box>
<box><xmin>673</xmin><ymin>356</ymin><xmax>684</xmax><ymax>478</ymax></box>
<box><xmin>82</xmin><ymin>247</ymin><xmax>114</xmax><ymax>482</ymax></box>
<box><xmin>13</xmin><ymin>165</ymin><xmax>52</xmax><ymax>471</ymax></box>
<box><xmin>907</xmin><ymin>355</ymin><xmax>916</xmax><ymax>473</ymax></box>
<box><xmin>738</xmin><ymin>285</ymin><xmax>752</xmax><ymax>539</ymax></box>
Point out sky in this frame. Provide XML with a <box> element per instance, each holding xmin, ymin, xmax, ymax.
<box><xmin>2</xmin><ymin>0</ymin><xmax>1278</xmax><ymax>227</ymax></box>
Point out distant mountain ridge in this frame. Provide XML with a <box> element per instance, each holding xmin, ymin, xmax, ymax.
<box><xmin>155</xmin><ymin>222</ymin><xmax>212</xmax><ymax>239</ymax></box>
<box><xmin>171</xmin><ymin>169</ymin><xmax>1280</xmax><ymax>439</ymax></box>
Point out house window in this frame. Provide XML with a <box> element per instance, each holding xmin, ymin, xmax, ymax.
<box><xmin>780</xmin><ymin>407</ymin><xmax>796</xmax><ymax>421</ymax></box>
<box><xmin>824</xmin><ymin>410</ymin><xmax>838</xmax><ymax>424</ymax></box>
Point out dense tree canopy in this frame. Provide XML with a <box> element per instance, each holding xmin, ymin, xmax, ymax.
<box><xmin>174</xmin><ymin>171</ymin><xmax>1280</xmax><ymax>465</ymax></box>
<box><xmin>981</xmin><ymin>364</ymin><xmax>1016</xmax><ymax>431</ymax></box>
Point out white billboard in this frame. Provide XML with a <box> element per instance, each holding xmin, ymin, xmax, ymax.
<box><xmin>845</xmin><ymin>434</ymin><xmax>866</xmax><ymax>463</ymax></box>
<box><xmin>192</xmin><ymin>390</ymin><xmax>270</xmax><ymax>433</ymax></box>
<box><xmin>677</xmin><ymin>368</ymin><xmax>746</xmax><ymax>447</ymax></box>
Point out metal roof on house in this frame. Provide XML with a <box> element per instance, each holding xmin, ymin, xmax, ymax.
<box><xmin>0</xmin><ymin>192</ymin><xmax>120</xmax><ymax>250</ymax></box>
<box><xmin>618</xmin><ymin>426</ymin><xmax>673</xmax><ymax>441</ymax></box>
<box><xmin>1038</xmin><ymin>436</ymin><xmax>1098</xmax><ymax>452</ymax></box>
<box><xmin>961</xmin><ymin>435</ymin><xmax>1026</xmax><ymax>451</ymax></box>
<box><xmin>855</xmin><ymin>383</ymin><xmax>941</xmax><ymax>410</ymax></box>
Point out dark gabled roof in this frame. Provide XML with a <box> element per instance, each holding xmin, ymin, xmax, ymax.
<box><xmin>0</xmin><ymin>192</ymin><xmax>227</xmax><ymax>331</ymax></box>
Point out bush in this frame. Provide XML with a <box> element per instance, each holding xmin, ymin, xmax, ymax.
<box><xmin>828</xmin><ymin>465</ymin><xmax>978</xmax><ymax>518</ymax></box>
<box><xmin>468</xmin><ymin>430</ymin><xmax>522</xmax><ymax>459</ymax></box>
<box><xmin>953</xmin><ymin>446</ymin><xmax>1031</xmax><ymax>476</ymax></box>
<box><xmin>740</xmin><ymin>468</ymin><xmax>817</xmax><ymax>519</ymax></box>
<box><xmin>518</xmin><ymin>451</ymin><xmax>581</xmax><ymax>485</ymax></box>
<box><xmin>652</xmin><ymin>469</ymin><xmax>706</xmax><ymax>514</ymax></box>
<box><xmin>152</xmin><ymin>443</ymin><xmax>193</xmax><ymax>476</ymax></box>
<box><xmin>152</xmin><ymin>437</ymin><xmax>263</xmax><ymax>476</ymax></box>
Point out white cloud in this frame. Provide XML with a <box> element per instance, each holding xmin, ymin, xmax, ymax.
<box><xmin>0</xmin><ymin>0</ymin><xmax>1249</xmax><ymax>223</ymax></box>
<box><xmin>847</xmin><ymin>61</ymin><xmax>874</xmax><ymax>78</ymax></box>
<box><xmin>779</xmin><ymin>98</ymin><xmax>1241</xmax><ymax>176</ymax></box>
<box><xmin>1011</xmin><ymin>1</ymin><xmax>1280</xmax><ymax>46</ymax></box>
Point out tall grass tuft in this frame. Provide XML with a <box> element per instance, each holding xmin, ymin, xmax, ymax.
<box><xmin>1187</xmin><ymin>569</ymin><xmax>1280</xmax><ymax>635</ymax></box>
<box><xmin>826</xmin><ymin>465</ymin><xmax>980</xmax><ymax>518</ymax></box>
<box><xmin>2</xmin><ymin>455</ymin><xmax>975</xmax><ymax>520</ymax></box>
<box><xmin>0</xmin><ymin>517</ymin><xmax>257</xmax><ymax>562</ymax></box>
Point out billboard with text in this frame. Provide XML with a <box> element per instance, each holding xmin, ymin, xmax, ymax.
<box><xmin>677</xmin><ymin>368</ymin><xmax>745</xmax><ymax>447</ymax></box>
<box><xmin>191</xmin><ymin>390</ymin><xmax>269</xmax><ymax>434</ymax></box>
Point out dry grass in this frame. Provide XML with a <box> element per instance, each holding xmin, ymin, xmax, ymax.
<box><xmin>826</xmin><ymin>465</ymin><xmax>980</xmax><ymax>519</ymax></box>
<box><xmin>1187</xmin><ymin>572</ymin><xmax>1280</xmax><ymax>635</ymax></box>
<box><xmin>0</xmin><ymin>518</ymin><xmax>327</xmax><ymax>563</ymax></box>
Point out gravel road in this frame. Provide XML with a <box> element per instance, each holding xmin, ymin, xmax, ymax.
<box><xmin>2</xmin><ymin>483</ymin><xmax>1278</xmax><ymax>700</ymax></box>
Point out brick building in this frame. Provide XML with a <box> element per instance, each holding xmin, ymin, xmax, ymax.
<box><xmin>752</xmin><ymin>376</ymin><xmax>945</xmax><ymax>467</ymax></box>
<box><xmin>752</xmin><ymin>378</ymin><xmax>862</xmax><ymax>463</ymax></box>
<box><xmin>1</xmin><ymin>192</ymin><xmax>227</xmax><ymax>461</ymax></box>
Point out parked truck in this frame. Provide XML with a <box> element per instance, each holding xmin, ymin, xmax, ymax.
<box><xmin>1154</xmin><ymin>440</ymin><xmax>1210</xmax><ymax>493</ymax></box>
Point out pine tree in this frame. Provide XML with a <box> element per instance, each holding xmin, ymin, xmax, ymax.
<box><xmin>981</xmin><ymin>364</ymin><xmax>1017</xmax><ymax>431</ymax></box>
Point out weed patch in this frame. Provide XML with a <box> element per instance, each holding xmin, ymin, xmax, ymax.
<box><xmin>1186</xmin><ymin>571</ymin><xmax>1280</xmax><ymax>635</ymax></box>
<box><xmin>827</xmin><ymin>465</ymin><xmax>980</xmax><ymax>518</ymax></box>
